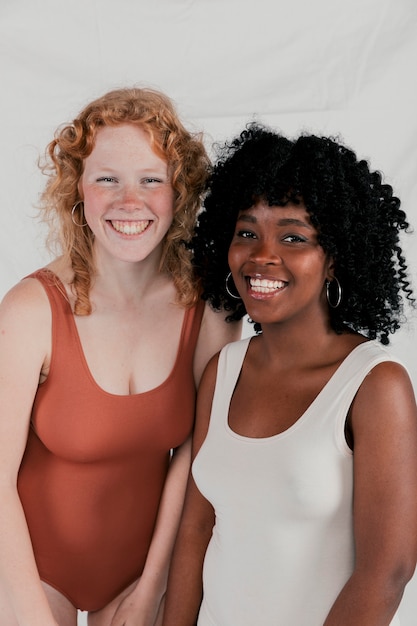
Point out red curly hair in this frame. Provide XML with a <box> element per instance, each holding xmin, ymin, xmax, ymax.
<box><xmin>39</xmin><ymin>87</ymin><xmax>210</xmax><ymax>314</ymax></box>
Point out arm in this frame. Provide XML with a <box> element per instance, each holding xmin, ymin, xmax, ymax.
<box><xmin>111</xmin><ymin>305</ymin><xmax>239</xmax><ymax>625</ymax></box>
<box><xmin>324</xmin><ymin>360</ymin><xmax>417</xmax><ymax>625</ymax></box>
<box><xmin>192</xmin><ymin>302</ymin><xmax>242</xmax><ymax>386</ymax></box>
<box><xmin>162</xmin><ymin>355</ymin><xmax>218</xmax><ymax>626</ymax></box>
<box><xmin>0</xmin><ymin>279</ymin><xmax>59</xmax><ymax>625</ymax></box>
<box><xmin>111</xmin><ymin>437</ymin><xmax>193</xmax><ymax>626</ymax></box>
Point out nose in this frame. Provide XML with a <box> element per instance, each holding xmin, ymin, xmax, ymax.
<box><xmin>249</xmin><ymin>237</ymin><xmax>282</xmax><ymax>265</ymax></box>
<box><xmin>118</xmin><ymin>183</ymin><xmax>145</xmax><ymax>211</ymax></box>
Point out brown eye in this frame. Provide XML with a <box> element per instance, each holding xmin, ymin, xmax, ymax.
<box><xmin>236</xmin><ymin>230</ymin><xmax>256</xmax><ymax>239</ymax></box>
<box><xmin>282</xmin><ymin>234</ymin><xmax>307</xmax><ymax>243</ymax></box>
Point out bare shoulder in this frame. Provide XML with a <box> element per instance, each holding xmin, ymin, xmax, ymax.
<box><xmin>193</xmin><ymin>303</ymin><xmax>242</xmax><ymax>386</ymax></box>
<box><xmin>193</xmin><ymin>351</ymin><xmax>221</xmax><ymax>451</ymax></box>
<box><xmin>201</xmin><ymin>302</ymin><xmax>242</xmax><ymax>340</ymax></box>
<box><xmin>351</xmin><ymin>357</ymin><xmax>416</xmax><ymax>433</ymax></box>
<box><xmin>357</xmin><ymin>358</ymin><xmax>414</xmax><ymax>403</ymax></box>
<box><xmin>0</xmin><ymin>277</ymin><xmax>52</xmax><ymax>367</ymax></box>
<box><xmin>0</xmin><ymin>276</ymin><xmax>51</xmax><ymax>324</ymax></box>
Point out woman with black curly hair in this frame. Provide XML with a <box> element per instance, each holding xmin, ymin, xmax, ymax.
<box><xmin>162</xmin><ymin>124</ymin><xmax>417</xmax><ymax>625</ymax></box>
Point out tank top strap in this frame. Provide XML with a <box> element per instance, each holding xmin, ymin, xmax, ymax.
<box><xmin>25</xmin><ymin>268</ymin><xmax>72</xmax><ymax>310</ymax></box>
<box><xmin>178</xmin><ymin>296</ymin><xmax>205</xmax><ymax>363</ymax></box>
<box><xmin>25</xmin><ymin>268</ymin><xmax>74</xmax><ymax>333</ymax></box>
<box><xmin>210</xmin><ymin>337</ymin><xmax>251</xmax><ymax>428</ymax></box>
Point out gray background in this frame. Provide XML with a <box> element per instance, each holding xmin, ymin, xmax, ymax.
<box><xmin>0</xmin><ymin>1</ymin><xmax>416</xmax><ymax>623</ymax></box>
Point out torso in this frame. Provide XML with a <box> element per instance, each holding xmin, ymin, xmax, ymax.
<box><xmin>41</xmin><ymin>259</ymin><xmax>187</xmax><ymax>394</ymax></box>
<box><xmin>194</xmin><ymin>338</ymin><xmax>401</xmax><ymax>626</ymax></box>
<box><xmin>18</xmin><ymin>268</ymin><xmax>205</xmax><ymax>611</ymax></box>
<box><xmin>228</xmin><ymin>332</ymin><xmax>366</xmax><ymax>438</ymax></box>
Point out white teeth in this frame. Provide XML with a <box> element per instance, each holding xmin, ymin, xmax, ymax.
<box><xmin>250</xmin><ymin>277</ymin><xmax>286</xmax><ymax>293</ymax></box>
<box><xmin>111</xmin><ymin>220</ymin><xmax>150</xmax><ymax>235</ymax></box>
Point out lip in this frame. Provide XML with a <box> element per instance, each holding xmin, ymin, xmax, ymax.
<box><xmin>107</xmin><ymin>219</ymin><xmax>152</xmax><ymax>236</ymax></box>
<box><xmin>245</xmin><ymin>274</ymin><xmax>288</xmax><ymax>300</ymax></box>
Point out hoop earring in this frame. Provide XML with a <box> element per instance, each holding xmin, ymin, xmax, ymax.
<box><xmin>71</xmin><ymin>201</ymin><xmax>87</xmax><ymax>227</ymax></box>
<box><xmin>326</xmin><ymin>277</ymin><xmax>342</xmax><ymax>309</ymax></box>
<box><xmin>225</xmin><ymin>272</ymin><xmax>241</xmax><ymax>300</ymax></box>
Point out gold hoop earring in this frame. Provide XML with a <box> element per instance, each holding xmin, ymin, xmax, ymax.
<box><xmin>225</xmin><ymin>272</ymin><xmax>241</xmax><ymax>300</ymax></box>
<box><xmin>71</xmin><ymin>201</ymin><xmax>87</xmax><ymax>227</ymax></box>
<box><xmin>326</xmin><ymin>277</ymin><xmax>342</xmax><ymax>309</ymax></box>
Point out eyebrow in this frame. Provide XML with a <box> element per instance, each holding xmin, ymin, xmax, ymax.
<box><xmin>237</xmin><ymin>213</ymin><xmax>313</xmax><ymax>230</ymax></box>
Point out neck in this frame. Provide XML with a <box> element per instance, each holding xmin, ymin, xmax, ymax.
<box><xmin>90</xmin><ymin>249</ymin><xmax>173</xmax><ymax>308</ymax></box>
<box><xmin>256</xmin><ymin>316</ymin><xmax>338</xmax><ymax>367</ymax></box>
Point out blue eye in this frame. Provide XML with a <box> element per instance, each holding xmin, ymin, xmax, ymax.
<box><xmin>142</xmin><ymin>177</ymin><xmax>164</xmax><ymax>185</ymax></box>
<box><xmin>97</xmin><ymin>176</ymin><xmax>117</xmax><ymax>183</ymax></box>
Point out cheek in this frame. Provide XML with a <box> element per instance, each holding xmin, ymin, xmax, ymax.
<box><xmin>82</xmin><ymin>186</ymin><xmax>107</xmax><ymax>207</ymax></box>
<box><xmin>82</xmin><ymin>187</ymin><xmax>121</xmax><ymax>224</ymax></box>
<box><xmin>228</xmin><ymin>239</ymin><xmax>247</xmax><ymax>265</ymax></box>
<box><xmin>227</xmin><ymin>244</ymin><xmax>239</xmax><ymax>271</ymax></box>
<box><xmin>156</xmin><ymin>188</ymin><xmax>175</xmax><ymax>217</ymax></box>
<box><xmin>82</xmin><ymin>197</ymin><xmax>101</xmax><ymax>224</ymax></box>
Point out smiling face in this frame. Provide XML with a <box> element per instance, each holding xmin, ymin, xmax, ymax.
<box><xmin>228</xmin><ymin>199</ymin><xmax>333</xmax><ymax>328</ymax></box>
<box><xmin>79</xmin><ymin>123</ymin><xmax>175</xmax><ymax>268</ymax></box>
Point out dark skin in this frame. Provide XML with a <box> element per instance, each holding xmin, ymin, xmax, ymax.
<box><xmin>227</xmin><ymin>200</ymin><xmax>365</xmax><ymax>440</ymax></box>
<box><xmin>228</xmin><ymin>332</ymin><xmax>363</xmax><ymax>439</ymax></box>
<box><xmin>162</xmin><ymin>200</ymin><xmax>417</xmax><ymax>625</ymax></box>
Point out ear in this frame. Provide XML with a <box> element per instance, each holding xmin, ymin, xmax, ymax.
<box><xmin>326</xmin><ymin>257</ymin><xmax>336</xmax><ymax>281</ymax></box>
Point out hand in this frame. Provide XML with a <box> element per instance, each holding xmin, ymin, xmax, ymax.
<box><xmin>110</xmin><ymin>589</ymin><xmax>165</xmax><ymax>626</ymax></box>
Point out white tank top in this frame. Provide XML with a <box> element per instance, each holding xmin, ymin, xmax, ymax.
<box><xmin>193</xmin><ymin>337</ymin><xmax>401</xmax><ymax>625</ymax></box>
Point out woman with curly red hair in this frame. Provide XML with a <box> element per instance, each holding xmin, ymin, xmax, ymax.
<box><xmin>0</xmin><ymin>88</ymin><xmax>240</xmax><ymax>625</ymax></box>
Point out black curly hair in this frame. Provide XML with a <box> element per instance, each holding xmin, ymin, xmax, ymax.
<box><xmin>192</xmin><ymin>123</ymin><xmax>415</xmax><ymax>345</ymax></box>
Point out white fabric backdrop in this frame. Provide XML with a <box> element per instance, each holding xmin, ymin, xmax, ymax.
<box><xmin>1</xmin><ymin>1</ymin><xmax>416</xmax><ymax>623</ymax></box>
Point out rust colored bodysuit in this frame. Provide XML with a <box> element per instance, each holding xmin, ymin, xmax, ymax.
<box><xmin>17</xmin><ymin>269</ymin><xmax>204</xmax><ymax>611</ymax></box>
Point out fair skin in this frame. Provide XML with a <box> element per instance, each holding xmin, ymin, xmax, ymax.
<box><xmin>162</xmin><ymin>200</ymin><xmax>417</xmax><ymax>625</ymax></box>
<box><xmin>0</xmin><ymin>124</ymin><xmax>241</xmax><ymax>626</ymax></box>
